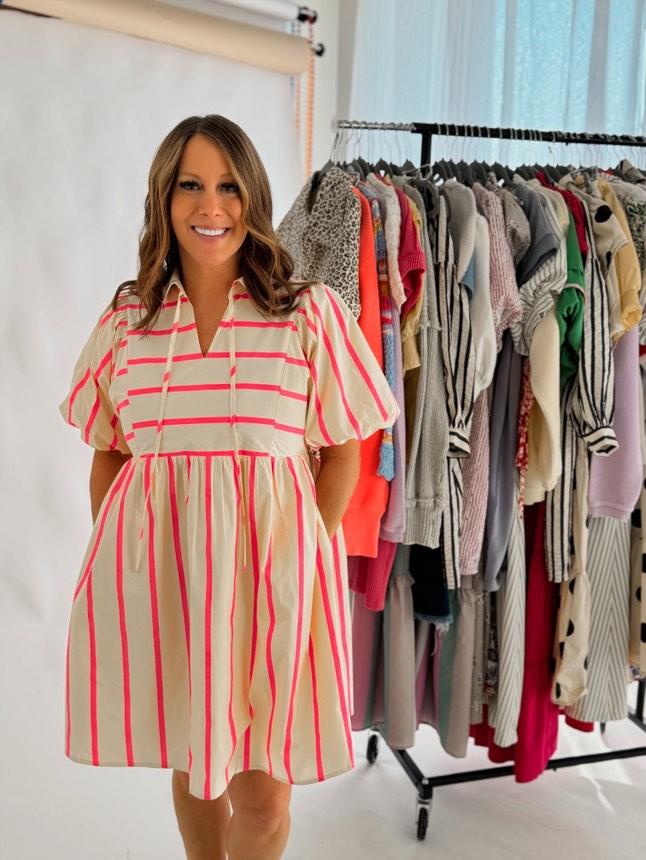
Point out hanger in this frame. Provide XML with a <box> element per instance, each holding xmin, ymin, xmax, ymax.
<box><xmin>455</xmin><ymin>159</ymin><xmax>474</xmax><ymax>185</ymax></box>
<box><xmin>319</xmin><ymin>128</ymin><xmax>341</xmax><ymax>175</ymax></box>
<box><xmin>353</xmin><ymin>156</ymin><xmax>371</xmax><ymax>178</ymax></box>
<box><xmin>432</xmin><ymin>159</ymin><xmax>453</xmax><ymax>182</ymax></box>
<box><xmin>474</xmin><ymin>159</ymin><xmax>491</xmax><ymax>184</ymax></box>
<box><xmin>373</xmin><ymin>156</ymin><xmax>391</xmax><ymax>176</ymax></box>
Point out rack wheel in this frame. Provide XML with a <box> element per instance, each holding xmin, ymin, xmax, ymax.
<box><xmin>416</xmin><ymin>805</ymin><xmax>429</xmax><ymax>840</ymax></box>
<box><xmin>366</xmin><ymin>733</ymin><xmax>380</xmax><ymax>763</ymax></box>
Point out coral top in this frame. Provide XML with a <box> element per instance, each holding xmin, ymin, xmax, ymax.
<box><xmin>58</xmin><ymin>268</ymin><xmax>400</xmax><ymax>800</ymax></box>
<box><xmin>341</xmin><ymin>187</ymin><xmax>391</xmax><ymax>557</ymax></box>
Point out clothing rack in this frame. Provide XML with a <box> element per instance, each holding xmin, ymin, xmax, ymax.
<box><xmin>335</xmin><ymin>119</ymin><xmax>646</xmax><ymax>168</ymax></box>
<box><xmin>335</xmin><ymin>118</ymin><xmax>646</xmax><ymax>841</ymax></box>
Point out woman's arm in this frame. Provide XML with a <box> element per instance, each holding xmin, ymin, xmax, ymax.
<box><xmin>313</xmin><ymin>439</ymin><xmax>361</xmax><ymax>539</ymax></box>
<box><xmin>89</xmin><ymin>449</ymin><xmax>132</xmax><ymax>523</ymax></box>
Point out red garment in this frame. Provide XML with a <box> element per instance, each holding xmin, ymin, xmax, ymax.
<box><xmin>562</xmin><ymin>713</ymin><xmax>594</xmax><ymax>732</ymax></box>
<box><xmin>471</xmin><ymin>501</ymin><xmax>560</xmax><ymax>782</ymax></box>
<box><xmin>341</xmin><ymin>188</ymin><xmax>390</xmax><ymax>557</ymax></box>
<box><xmin>347</xmin><ymin>539</ymin><xmax>398</xmax><ymax>611</ymax></box>
<box><xmin>393</xmin><ymin>186</ymin><xmax>426</xmax><ymax>319</ymax></box>
<box><xmin>536</xmin><ymin>171</ymin><xmax>589</xmax><ymax>262</ymax></box>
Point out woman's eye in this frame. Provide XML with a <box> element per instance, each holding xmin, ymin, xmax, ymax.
<box><xmin>178</xmin><ymin>180</ymin><xmax>239</xmax><ymax>194</ymax></box>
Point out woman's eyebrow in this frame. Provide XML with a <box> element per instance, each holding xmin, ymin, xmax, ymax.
<box><xmin>179</xmin><ymin>171</ymin><xmax>234</xmax><ymax>179</ymax></box>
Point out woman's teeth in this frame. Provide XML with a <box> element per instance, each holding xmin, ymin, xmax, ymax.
<box><xmin>192</xmin><ymin>226</ymin><xmax>229</xmax><ymax>237</ymax></box>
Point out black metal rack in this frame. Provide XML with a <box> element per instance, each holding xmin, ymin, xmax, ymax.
<box><xmin>335</xmin><ymin>119</ymin><xmax>646</xmax><ymax>167</ymax></box>
<box><xmin>335</xmin><ymin>118</ymin><xmax>646</xmax><ymax>841</ymax></box>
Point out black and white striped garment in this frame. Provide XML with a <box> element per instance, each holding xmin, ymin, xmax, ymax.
<box><xmin>433</xmin><ymin>195</ymin><xmax>476</xmax><ymax>588</ymax></box>
<box><xmin>544</xmin><ymin>197</ymin><xmax>618</xmax><ymax>584</ymax></box>
<box><xmin>488</xmin><ymin>474</ymin><xmax>526</xmax><ymax>747</ymax></box>
<box><xmin>566</xmin><ymin>515</ymin><xmax>631</xmax><ymax>723</ymax></box>
<box><xmin>435</xmin><ymin>196</ymin><xmax>476</xmax><ymax>461</ymax></box>
<box><xmin>570</xmin><ymin>200</ymin><xmax>619</xmax><ymax>455</ymax></box>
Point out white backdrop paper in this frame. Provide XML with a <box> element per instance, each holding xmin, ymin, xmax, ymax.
<box><xmin>0</xmin><ymin>7</ymin><xmax>302</xmax><ymax>857</ymax></box>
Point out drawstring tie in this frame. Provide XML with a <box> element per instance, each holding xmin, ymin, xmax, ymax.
<box><xmin>134</xmin><ymin>290</ymin><xmax>183</xmax><ymax>573</ymax></box>
<box><xmin>228</xmin><ymin>310</ymin><xmax>248</xmax><ymax>571</ymax></box>
<box><xmin>134</xmin><ymin>281</ymin><xmax>247</xmax><ymax>574</ymax></box>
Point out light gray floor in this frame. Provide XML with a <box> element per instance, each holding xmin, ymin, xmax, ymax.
<box><xmin>291</xmin><ymin>718</ymin><xmax>646</xmax><ymax>859</ymax></box>
<box><xmin>5</xmin><ymin>622</ymin><xmax>645</xmax><ymax>860</ymax></box>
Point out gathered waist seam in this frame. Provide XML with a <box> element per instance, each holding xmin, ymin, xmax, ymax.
<box><xmin>134</xmin><ymin>450</ymin><xmax>310</xmax><ymax>459</ymax></box>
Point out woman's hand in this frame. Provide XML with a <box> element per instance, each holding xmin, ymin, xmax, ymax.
<box><xmin>89</xmin><ymin>449</ymin><xmax>132</xmax><ymax>523</ymax></box>
<box><xmin>313</xmin><ymin>439</ymin><xmax>361</xmax><ymax>539</ymax></box>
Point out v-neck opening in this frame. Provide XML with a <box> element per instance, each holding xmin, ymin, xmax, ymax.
<box><xmin>163</xmin><ymin>273</ymin><xmax>242</xmax><ymax>360</ymax></box>
<box><xmin>194</xmin><ymin>304</ymin><xmax>230</xmax><ymax>360</ymax></box>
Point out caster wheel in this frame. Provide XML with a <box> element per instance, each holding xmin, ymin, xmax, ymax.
<box><xmin>366</xmin><ymin>733</ymin><xmax>379</xmax><ymax>764</ymax></box>
<box><xmin>416</xmin><ymin>806</ymin><xmax>429</xmax><ymax>840</ymax></box>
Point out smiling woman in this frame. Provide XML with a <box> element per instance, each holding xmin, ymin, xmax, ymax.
<box><xmin>57</xmin><ymin>113</ymin><xmax>400</xmax><ymax>860</ymax></box>
<box><xmin>116</xmin><ymin>114</ymin><xmax>317</xmax><ymax>335</ymax></box>
<box><xmin>170</xmin><ymin>135</ymin><xmax>248</xmax><ymax>303</ymax></box>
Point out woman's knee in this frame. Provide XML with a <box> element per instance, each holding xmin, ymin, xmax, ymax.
<box><xmin>227</xmin><ymin>770</ymin><xmax>291</xmax><ymax>827</ymax></box>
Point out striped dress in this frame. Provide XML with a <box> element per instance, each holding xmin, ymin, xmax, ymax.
<box><xmin>57</xmin><ymin>269</ymin><xmax>400</xmax><ymax>801</ymax></box>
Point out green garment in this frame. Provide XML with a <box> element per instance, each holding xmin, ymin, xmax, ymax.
<box><xmin>557</xmin><ymin>211</ymin><xmax>585</xmax><ymax>388</ymax></box>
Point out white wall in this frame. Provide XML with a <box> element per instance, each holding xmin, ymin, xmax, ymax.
<box><xmin>309</xmin><ymin>0</ymin><xmax>341</xmax><ymax>172</ymax></box>
<box><xmin>0</xmin><ymin>7</ymin><xmax>304</xmax><ymax>858</ymax></box>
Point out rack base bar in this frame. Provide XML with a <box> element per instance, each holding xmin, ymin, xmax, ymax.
<box><xmin>382</xmin><ymin>742</ymin><xmax>646</xmax><ymax>790</ymax></box>
<box><xmin>367</xmin><ymin>682</ymin><xmax>645</xmax><ymax>840</ymax></box>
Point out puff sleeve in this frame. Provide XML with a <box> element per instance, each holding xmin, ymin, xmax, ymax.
<box><xmin>58</xmin><ymin>299</ymin><xmax>131</xmax><ymax>454</ymax></box>
<box><xmin>299</xmin><ymin>282</ymin><xmax>400</xmax><ymax>450</ymax></box>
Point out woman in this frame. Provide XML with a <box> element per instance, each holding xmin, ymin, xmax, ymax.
<box><xmin>58</xmin><ymin>114</ymin><xmax>399</xmax><ymax>860</ymax></box>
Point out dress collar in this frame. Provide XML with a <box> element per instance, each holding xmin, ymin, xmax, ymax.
<box><xmin>162</xmin><ymin>267</ymin><xmax>244</xmax><ymax>302</ymax></box>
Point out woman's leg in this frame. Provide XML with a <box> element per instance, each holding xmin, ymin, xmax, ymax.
<box><xmin>171</xmin><ymin>769</ymin><xmax>231</xmax><ymax>860</ymax></box>
<box><xmin>225</xmin><ymin>769</ymin><xmax>292</xmax><ymax>860</ymax></box>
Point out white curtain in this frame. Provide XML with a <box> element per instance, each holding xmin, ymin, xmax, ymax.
<box><xmin>341</xmin><ymin>0</ymin><xmax>646</xmax><ymax>167</ymax></box>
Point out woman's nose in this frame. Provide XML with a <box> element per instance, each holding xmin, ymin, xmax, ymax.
<box><xmin>198</xmin><ymin>191</ymin><xmax>229</xmax><ymax>215</ymax></box>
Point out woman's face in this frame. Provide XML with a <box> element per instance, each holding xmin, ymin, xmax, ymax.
<box><xmin>170</xmin><ymin>133</ymin><xmax>247</xmax><ymax>278</ymax></box>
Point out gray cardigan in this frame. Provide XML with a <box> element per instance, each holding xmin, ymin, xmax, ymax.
<box><xmin>392</xmin><ymin>178</ymin><xmax>449</xmax><ymax>549</ymax></box>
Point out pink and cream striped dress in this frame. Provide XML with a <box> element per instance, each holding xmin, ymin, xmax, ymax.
<box><xmin>58</xmin><ymin>268</ymin><xmax>400</xmax><ymax>800</ymax></box>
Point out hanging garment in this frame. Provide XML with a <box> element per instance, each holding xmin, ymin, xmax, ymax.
<box><xmin>566</xmin><ymin>516</ymin><xmax>631</xmax><ymax>722</ymax></box>
<box><xmin>401</xmin><ymin>180</ymin><xmax>449</xmax><ymax>549</ymax></box>
<box><xmin>357</xmin><ymin>181</ymin><xmax>397</xmax><ymax>479</ymax></box>
<box><xmin>630</xmin><ymin>354</ymin><xmax>646</xmax><ymax>677</ymax></box>
<box><xmin>276</xmin><ymin>165</ymin><xmax>362</xmax><ymax>318</ymax></box>
<box><xmin>472</xmin><ymin>182</ymin><xmax>522</xmax><ymax>348</ymax></box>
<box><xmin>483</xmin><ymin>331</ymin><xmax>523</xmax><ymax>591</ymax></box>
<box><xmin>366</xmin><ymin>173</ymin><xmax>406</xmax><ymax>309</ymax></box>
<box><xmin>470</xmin><ymin>211</ymin><xmax>497</xmax><ymax>398</ymax></box>
<box><xmin>58</xmin><ymin>269</ymin><xmax>400</xmax><ymax>800</ymax></box>
<box><xmin>588</xmin><ymin>325</ymin><xmax>642</xmax><ymax>519</ymax></box>
<box><xmin>459</xmin><ymin>391</ymin><xmax>490</xmax><ymax>577</ymax></box>
<box><xmin>472</xmin><ymin>501</ymin><xmax>561</xmax><ymax>783</ymax></box>
<box><xmin>629</xmin><ymin>453</ymin><xmax>646</xmax><ymax>678</ymax></box>
<box><xmin>560</xmin><ymin>173</ymin><xmax>632</xmax><ymax>341</ymax></box>
<box><xmin>550</xmin><ymin>432</ymin><xmax>591</xmax><ymax>706</ymax></box>
<box><xmin>487</xmin><ymin>473</ymin><xmax>526</xmax><ymax>747</ymax></box>
<box><xmin>341</xmin><ymin>187</ymin><xmax>391</xmax><ymax>558</ymax></box>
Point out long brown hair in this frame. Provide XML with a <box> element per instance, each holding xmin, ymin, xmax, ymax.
<box><xmin>112</xmin><ymin>114</ymin><xmax>315</xmax><ymax>330</ymax></box>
